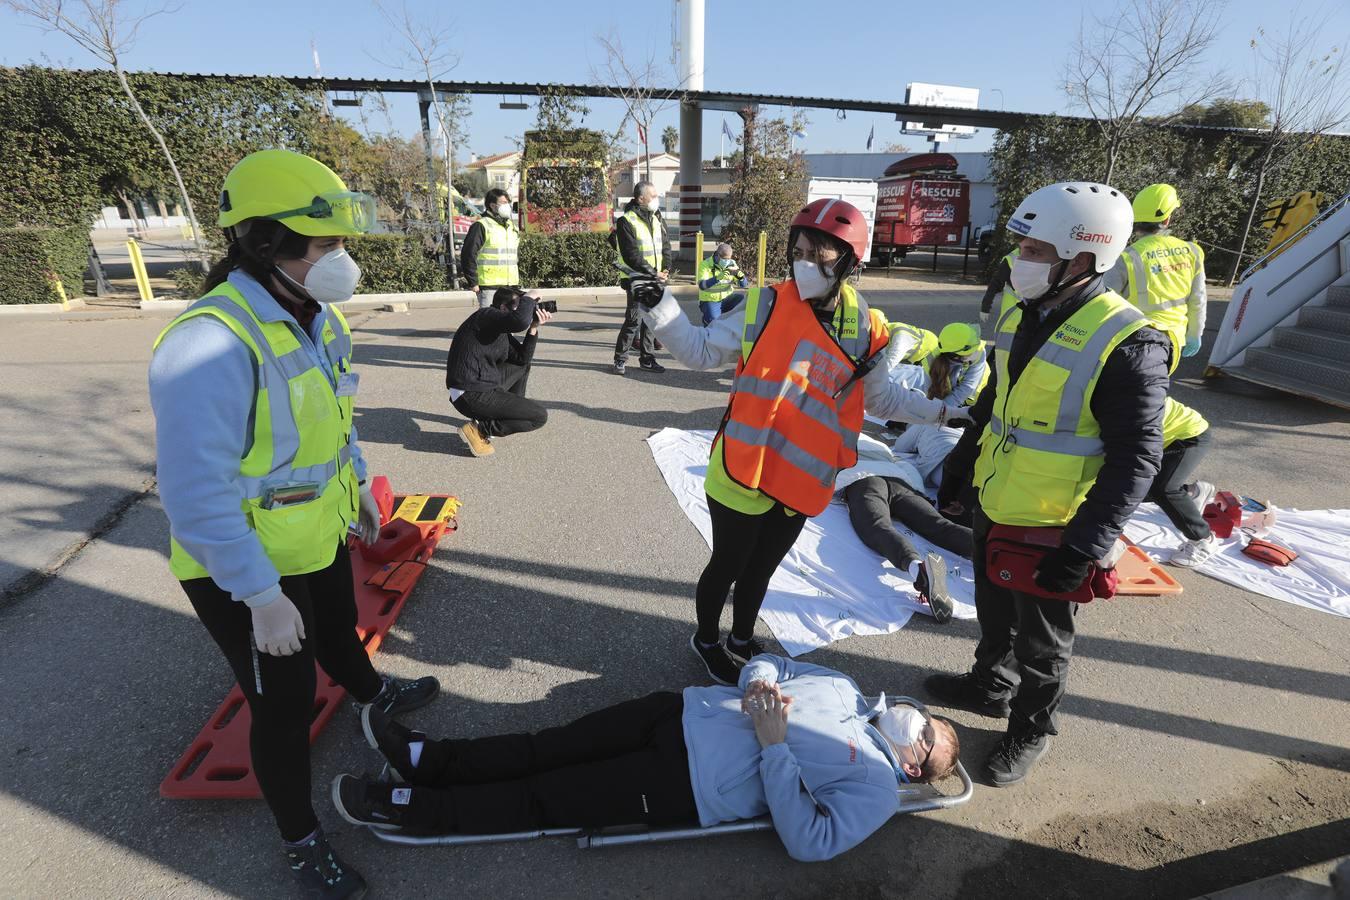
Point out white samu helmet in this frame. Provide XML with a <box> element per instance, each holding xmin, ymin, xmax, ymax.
<box><xmin>1005</xmin><ymin>182</ymin><xmax>1134</xmax><ymax>273</ymax></box>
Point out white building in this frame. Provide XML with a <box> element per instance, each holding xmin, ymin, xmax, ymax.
<box><xmin>610</xmin><ymin>152</ymin><xmax>681</xmax><ymax>216</ymax></box>
<box><xmin>465</xmin><ymin>151</ymin><xmax>523</xmax><ymax>203</ymax></box>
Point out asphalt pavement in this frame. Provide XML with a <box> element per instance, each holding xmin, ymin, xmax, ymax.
<box><xmin>1</xmin><ymin>288</ymin><xmax>1348</xmax><ymax>899</ymax></box>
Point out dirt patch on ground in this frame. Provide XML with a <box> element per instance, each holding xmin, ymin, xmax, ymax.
<box><xmin>955</xmin><ymin>756</ymin><xmax>1350</xmax><ymax>899</ymax></box>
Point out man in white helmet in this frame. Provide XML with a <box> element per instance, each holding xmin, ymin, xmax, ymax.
<box><xmin>926</xmin><ymin>183</ymin><xmax>1171</xmax><ymax>787</ymax></box>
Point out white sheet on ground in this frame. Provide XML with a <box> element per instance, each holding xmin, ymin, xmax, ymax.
<box><xmin>646</xmin><ymin>428</ymin><xmax>977</xmax><ymax>658</ymax></box>
<box><xmin>1123</xmin><ymin>505</ymin><xmax>1350</xmax><ymax>620</ymax></box>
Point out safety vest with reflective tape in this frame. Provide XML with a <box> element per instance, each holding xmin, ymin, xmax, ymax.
<box><xmin>697</xmin><ymin>257</ymin><xmax>740</xmax><ymax>303</ymax></box>
<box><xmin>925</xmin><ymin>348</ymin><xmax>991</xmax><ymax>407</ymax></box>
<box><xmin>152</xmin><ymin>283</ymin><xmax>360</xmax><ymax>581</ymax></box>
<box><xmin>720</xmin><ymin>281</ymin><xmax>890</xmax><ymax>516</ymax></box>
<box><xmin>1121</xmin><ymin>233</ymin><xmax>1203</xmax><ymax>363</ymax></box>
<box><xmin>888</xmin><ymin>320</ymin><xmax>938</xmax><ymax>365</ymax></box>
<box><xmin>613</xmin><ymin>209</ymin><xmax>663</xmax><ymax>275</ymax></box>
<box><xmin>974</xmin><ymin>292</ymin><xmax>1148</xmax><ymax>527</ymax></box>
<box><xmin>476</xmin><ymin>216</ymin><xmax>519</xmax><ymax>285</ymax></box>
<box><xmin>1161</xmin><ymin>396</ymin><xmax>1208</xmax><ymax>447</ymax></box>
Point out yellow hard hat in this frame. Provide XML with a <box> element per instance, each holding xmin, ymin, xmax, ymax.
<box><xmin>218</xmin><ymin>149</ymin><xmax>375</xmax><ymax>237</ymax></box>
<box><xmin>938</xmin><ymin>322</ymin><xmax>980</xmax><ymax>356</ymax></box>
<box><xmin>1132</xmin><ymin>183</ymin><xmax>1181</xmax><ymax>223</ymax></box>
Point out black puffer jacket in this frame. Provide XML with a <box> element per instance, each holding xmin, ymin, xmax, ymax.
<box><xmin>444</xmin><ymin>296</ymin><xmax>539</xmax><ymax>393</ymax></box>
<box><xmin>942</xmin><ymin>275</ymin><xmax>1172</xmax><ymax>559</ymax></box>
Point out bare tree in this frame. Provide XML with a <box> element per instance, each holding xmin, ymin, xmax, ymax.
<box><xmin>372</xmin><ymin>0</ymin><xmax>469</xmax><ymax>279</ymax></box>
<box><xmin>1064</xmin><ymin>0</ymin><xmax>1229</xmax><ymax>183</ymax></box>
<box><xmin>1226</xmin><ymin>16</ymin><xmax>1350</xmax><ymax>283</ymax></box>
<box><xmin>591</xmin><ymin>31</ymin><xmax>683</xmax><ymax>183</ymax></box>
<box><xmin>5</xmin><ymin>0</ymin><xmax>210</xmax><ymax>269</ymax></box>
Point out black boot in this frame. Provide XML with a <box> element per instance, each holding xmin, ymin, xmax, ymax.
<box><xmin>924</xmin><ymin>671</ymin><xmax>1011</xmax><ymax>718</ymax></box>
<box><xmin>986</xmin><ymin>728</ymin><xmax>1051</xmax><ymax>787</ymax></box>
<box><xmin>282</xmin><ymin>827</ymin><xmax>367</xmax><ymax>899</ymax></box>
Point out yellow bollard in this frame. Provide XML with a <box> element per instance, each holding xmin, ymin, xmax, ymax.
<box><xmin>49</xmin><ymin>274</ymin><xmax>70</xmax><ymax>309</ymax></box>
<box><xmin>127</xmin><ymin>239</ymin><xmax>155</xmax><ymax>303</ymax></box>
<box><xmin>694</xmin><ymin>231</ymin><xmax>704</xmax><ymax>269</ymax></box>
<box><xmin>756</xmin><ymin>230</ymin><xmax>767</xmax><ymax>287</ymax></box>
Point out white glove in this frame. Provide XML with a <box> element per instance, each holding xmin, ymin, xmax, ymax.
<box><xmin>251</xmin><ymin>592</ymin><xmax>305</xmax><ymax>657</ymax></box>
<box><xmin>979</xmin><ymin>310</ymin><xmax>990</xmax><ymax>325</ymax></box>
<box><xmin>357</xmin><ymin>484</ymin><xmax>382</xmax><ymax>546</ymax></box>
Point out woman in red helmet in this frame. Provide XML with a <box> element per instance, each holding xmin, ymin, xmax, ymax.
<box><xmin>633</xmin><ymin>199</ymin><xmax>972</xmax><ymax>683</ymax></box>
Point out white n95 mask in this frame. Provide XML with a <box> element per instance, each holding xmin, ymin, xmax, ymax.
<box><xmin>1009</xmin><ymin>257</ymin><xmax>1057</xmax><ymax>301</ymax></box>
<box><xmin>280</xmin><ymin>248</ymin><xmax>362</xmax><ymax>304</ymax></box>
<box><xmin>875</xmin><ymin>705</ymin><xmax>926</xmax><ymax>752</ymax></box>
<box><xmin>793</xmin><ymin>259</ymin><xmax>834</xmax><ymax>300</ymax></box>
<box><xmin>495</xmin><ymin>204</ymin><xmax>512</xmax><ymax>219</ymax></box>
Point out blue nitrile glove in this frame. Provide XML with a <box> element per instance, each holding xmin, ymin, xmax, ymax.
<box><xmin>1183</xmin><ymin>337</ymin><xmax>1202</xmax><ymax>357</ymax></box>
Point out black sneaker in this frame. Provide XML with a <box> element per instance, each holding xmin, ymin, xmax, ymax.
<box><xmin>331</xmin><ymin>773</ymin><xmax>409</xmax><ymax>831</ymax></box>
<box><xmin>986</xmin><ymin>730</ymin><xmax>1051</xmax><ymax>787</ymax></box>
<box><xmin>924</xmin><ymin>671</ymin><xmax>1011</xmax><ymax>718</ymax></box>
<box><xmin>725</xmin><ymin>635</ymin><xmax>768</xmax><ymax>662</ymax></box>
<box><xmin>360</xmin><ymin>675</ymin><xmax>440</xmax><ymax>718</ymax></box>
<box><xmin>282</xmin><ymin>826</ymin><xmax>368</xmax><ymax>899</ymax></box>
<box><xmin>361</xmin><ymin>702</ymin><xmax>428</xmax><ymax>782</ymax></box>
<box><xmin>613</xmin><ymin>360</ymin><xmax>627</xmax><ymax>375</ymax></box>
<box><xmin>639</xmin><ymin>359</ymin><xmax>666</xmax><ymax>373</ymax></box>
<box><xmin>689</xmin><ymin>634</ymin><xmax>743</xmax><ymax>686</ymax></box>
<box><xmin>917</xmin><ymin>552</ymin><xmax>954</xmax><ymax>625</ymax></box>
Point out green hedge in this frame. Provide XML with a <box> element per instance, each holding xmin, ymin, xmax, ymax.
<box><xmin>0</xmin><ymin>226</ymin><xmax>89</xmax><ymax>304</ymax></box>
<box><xmin>347</xmin><ymin>233</ymin><xmax>448</xmax><ymax>294</ymax></box>
<box><xmin>519</xmin><ymin>232</ymin><xmax>618</xmax><ymax>288</ymax></box>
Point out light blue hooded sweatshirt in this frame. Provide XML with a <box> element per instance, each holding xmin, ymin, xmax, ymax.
<box><xmin>681</xmin><ymin>655</ymin><xmax>907</xmax><ymax>862</ymax></box>
<box><xmin>147</xmin><ymin>271</ymin><xmax>368</xmax><ymax>608</ymax></box>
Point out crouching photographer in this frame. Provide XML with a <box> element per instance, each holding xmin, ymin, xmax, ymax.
<box><xmin>445</xmin><ymin>287</ymin><xmax>555</xmax><ymax>457</ymax></box>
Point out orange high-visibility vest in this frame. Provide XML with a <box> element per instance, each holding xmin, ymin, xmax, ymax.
<box><xmin>718</xmin><ymin>280</ymin><xmax>890</xmax><ymax>516</ymax></box>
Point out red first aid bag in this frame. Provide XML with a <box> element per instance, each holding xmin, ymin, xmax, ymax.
<box><xmin>1203</xmin><ymin>491</ymin><xmax>1243</xmax><ymax>539</ymax></box>
<box><xmin>985</xmin><ymin>525</ymin><xmax>1119</xmax><ymax>604</ymax></box>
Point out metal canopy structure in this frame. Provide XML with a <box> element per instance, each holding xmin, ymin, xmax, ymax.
<box><xmin>120</xmin><ymin>70</ymin><xmax>1270</xmax><ymax>138</ymax></box>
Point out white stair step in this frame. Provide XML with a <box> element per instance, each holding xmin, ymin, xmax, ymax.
<box><xmin>1243</xmin><ymin>346</ymin><xmax>1350</xmax><ymax>396</ymax></box>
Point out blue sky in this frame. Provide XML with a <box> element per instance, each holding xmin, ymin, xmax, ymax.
<box><xmin>3</xmin><ymin>0</ymin><xmax>1348</xmax><ymax>160</ymax></box>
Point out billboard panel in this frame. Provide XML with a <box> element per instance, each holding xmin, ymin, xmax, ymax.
<box><xmin>903</xmin><ymin>83</ymin><xmax>980</xmax><ymax>136</ymax></box>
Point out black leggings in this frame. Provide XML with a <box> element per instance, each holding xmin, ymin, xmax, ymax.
<box><xmin>403</xmin><ymin>691</ymin><xmax>697</xmax><ymax>833</ymax></box>
<box><xmin>695</xmin><ymin>496</ymin><xmax>808</xmax><ymax>644</ymax></box>
<box><xmin>183</xmin><ymin>543</ymin><xmax>384</xmax><ymax>842</ymax></box>
<box><xmin>1146</xmin><ymin>432</ymin><xmax>1212</xmax><ymax>541</ymax></box>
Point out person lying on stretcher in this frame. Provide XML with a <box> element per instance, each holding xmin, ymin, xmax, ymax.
<box><xmin>333</xmin><ymin>655</ymin><xmax>960</xmax><ymax>862</ymax></box>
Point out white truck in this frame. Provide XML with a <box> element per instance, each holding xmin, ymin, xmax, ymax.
<box><xmin>806</xmin><ymin>177</ymin><xmax>879</xmax><ymax>267</ymax></box>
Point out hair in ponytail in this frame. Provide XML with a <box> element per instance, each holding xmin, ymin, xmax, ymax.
<box><xmin>927</xmin><ymin>353</ymin><xmax>957</xmax><ymax>401</ymax></box>
<box><xmin>199</xmin><ymin>219</ymin><xmax>312</xmax><ymax>295</ymax></box>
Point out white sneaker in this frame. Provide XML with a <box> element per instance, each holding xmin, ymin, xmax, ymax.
<box><xmin>1188</xmin><ymin>480</ymin><xmax>1217</xmax><ymax>512</ymax></box>
<box><xmin>1170</xmin><ymin>534</ymin><xmax>1220</xmax><ymax>568</ymax></box>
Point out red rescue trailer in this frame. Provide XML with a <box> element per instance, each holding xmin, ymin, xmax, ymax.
<box><xmin>871</xmin><ymin>153</ymin><xmax>971</xmax><ymax>265</ymax></box>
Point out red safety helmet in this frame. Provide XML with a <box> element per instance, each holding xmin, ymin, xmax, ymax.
<box><xmin>790</xmin><ymin>198</ymin><xmax>870</xmax><ymax>264</ymax></box>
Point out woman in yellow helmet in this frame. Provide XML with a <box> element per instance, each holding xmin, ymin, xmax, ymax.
<box><xmin>149</xmin><ymin>149</ymin><xmax>439</xmax><ymax>897</ymax></box>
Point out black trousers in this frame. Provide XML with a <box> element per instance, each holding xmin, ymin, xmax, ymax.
<box><xmin>402</xmin><ymin>691</ymin><xmax>698</xmax><ymax>833</ymax></box>
<box><xmin>1146</xmin><ymin>432</ymin><xmax>1212</xmax><ymax>540</ymax></box>
<box><xmin>452</xmin><ymin>362</ymin><xmax>548</xmax><ymax>437</ymax></box>
<box><xmin>183</xmin><ymin>543</ymin><xmax>384</xmax><ymax>842</ymax></box>
<box><xmin>695</xmin><ymin>496</ymin><xmax>808</xmax><ymax>644</ymax></box>
<box><xmin>969</xmin><ymin>508</ymin><xmax>1078</xmax><ymax>737</ymax></box>
<box><xmin>614</xmin><ymin>282</ymin><xmax>656</xmax><ymax>365</ymax></box>
<box><xmin>844</xmin><ymin>476</ymin><xmax>974</xmax><ymax>570</ymax></box>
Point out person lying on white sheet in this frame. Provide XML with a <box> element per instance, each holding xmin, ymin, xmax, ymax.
<box><xmin>333</xmin><ymin>655</ymin><xmax>961</xmax><ymax>862</ymax></box>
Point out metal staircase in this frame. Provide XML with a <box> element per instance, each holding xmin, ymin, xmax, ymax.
<box><xmin>1208</xmin><ymin>191</ymin><xmax>1350</xmax><ymax>409</ymax></box>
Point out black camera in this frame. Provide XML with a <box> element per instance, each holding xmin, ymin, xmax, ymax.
<box><xmin>536</xmin><ymin>299</ymin><xmax>558</xmax><ymax>314</ymax></box>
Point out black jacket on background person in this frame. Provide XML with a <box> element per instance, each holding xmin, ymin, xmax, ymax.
<box><xmin>941</xmin><ymin>275</ymin><xmax>1171</xmax><ymax>560</ymax></box>
<box><xmin>615</xmin><ymin>199</ymin><xmax>669</xmax><ymax>283</ymax></box>
<box><xmin>458</xmin><ymin>211</ymin><xmax>517</xmax><ymax>288</ymax></box>
<box><xmin>980</xmin><ymin>256</ymin><xmax>1012</xmax><ymax>316</ymax></box>
<box><xmin>445</xmin><ymin>296</ymin><xmax>539</xmax><ymax>393</ymax></box>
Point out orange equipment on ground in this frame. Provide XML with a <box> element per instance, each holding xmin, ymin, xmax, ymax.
<box><xmin>160</xmin><ymin>476</ymin><xmax>459</xmax><ymax>801</ymax></box>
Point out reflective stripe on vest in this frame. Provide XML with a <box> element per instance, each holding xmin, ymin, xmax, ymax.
<box><xmin>613</xmin><ymin>209</ymin><xmax>663</xmax><ymax>274</ymax></box>
<box><xmin>152</xmin><ymin>283</ymin><xmax>359</xmax><ymax>581</ymax></box>
<box><xmin>697</xmin><ymin>258</ymin><xmax>738</xmax><ymax>303</ymax></box>
<box><xmin>976</xmin><ymin>292</ymin><xmax>1148</xmax><ymax>526</ymax></box>
<box><xmin>721</xmin><ymin>281</ymin><xmax>889</xmax><ymax>515</ymax></box>
<box><xmin>1162</xmin><ymin>396</ymin><xmax>1209</xmax><ymax>446</ymax></box>
<box><xmin>888</xmin><ymin>321</ymin><xmax>938</xmax><ymax>363</ymax></box>
<box><xmin>476</xmin><ymin>217</ymin><xmax>519</xmax><ymax>285</ymax></box>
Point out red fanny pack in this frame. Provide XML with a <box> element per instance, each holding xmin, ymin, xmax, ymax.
<box><xmin>1242</xmin><ymin>538</ymin><xmax>1298</xmax><ymax>566</ymax></box>
<box><xmin>985</xmin><ymin>525</ymin><xmax>1118</xmax><ymax>604</ymax></box>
